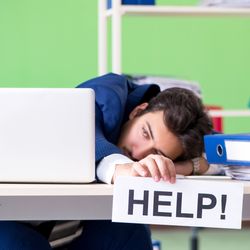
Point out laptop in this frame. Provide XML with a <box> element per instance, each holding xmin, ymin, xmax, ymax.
<box><xmin>0</xmin><ymin>88</ymin><xmax>95</xmax><ymax>183</ymax></box>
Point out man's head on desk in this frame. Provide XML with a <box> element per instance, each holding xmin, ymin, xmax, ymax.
<box><xmin>117</xmin><ymin>87</ymin><xmax>213</xmax><ymax>162</ymax></box>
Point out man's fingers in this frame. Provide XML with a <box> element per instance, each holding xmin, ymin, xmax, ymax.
<box><xmin>139</xmin><ymin>157</ymin><xmax>161</xmax><ymax>182</ymax></box>
<box><xmin>140</xmin><ymin>154</ymin><xmax>176</xmax><ymax>183</ymax></box>
<box><xmin>153</xmin><ymin>156</ymin><xmax>176</xmax><ymax>183</ymax></box>
<box><xmin>122</xmin><ymin>155</ymin><xmax>176</xmax><ymax>184</ymax></box>
<box><xmin>131</xmin><ymin>162</ymin><xmax>149</xmax><ymax>177</ymax></box>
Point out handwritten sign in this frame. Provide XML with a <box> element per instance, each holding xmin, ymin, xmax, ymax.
<box><xmin>112</xmin><ymin>176</ymin><xmax>244</xmax><ymax>229</ymax></box>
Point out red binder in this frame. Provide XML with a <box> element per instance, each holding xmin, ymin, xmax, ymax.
<box><xmin>205</xmin><ymin>105</ymin><xmax>223</xmax><ymax>133</ymax></box>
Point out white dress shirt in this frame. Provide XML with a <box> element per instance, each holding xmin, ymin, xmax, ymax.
<box><xmin>97</xmin><ymin>154</ymin><xmax>133</xmax><ymax>184</ymax></box>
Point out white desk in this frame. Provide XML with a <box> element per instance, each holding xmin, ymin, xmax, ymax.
<box><xmin>0</xmin><ymin>181</ymin><xmax>250</xmax><ymax>221</ymax></box>
<box><xmin>0</xmin><ymin>184</ymin><xmax>113</xmax><ymax>220</ymax></box>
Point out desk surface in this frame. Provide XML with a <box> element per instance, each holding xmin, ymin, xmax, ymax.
<box><xmin>0</xmin><ymin>183</ymin><xmax>114</xmax><ymax>196</ymax></box>
<box><xmin>0</xmin><ymin>180</ymin><xmax>249</xmax><ymax>220</ymax></box>
<box><xmin>0</xmin><ymin>179</ymin><xmax>249</xmax><ymax>195</ymax></box>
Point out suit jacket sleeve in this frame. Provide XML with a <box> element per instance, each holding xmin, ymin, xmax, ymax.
<box><xmin>77</xmin><ymin>73</ymin><xmax>128</xmax><ymax>164</ymax></box>
<box><xmin>77</xmin><ymin>73</ymin><xmax>160</xmax><ymax>166</ymax></box>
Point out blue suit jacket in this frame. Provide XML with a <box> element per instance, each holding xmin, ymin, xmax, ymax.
<box><xmin>77</xmin><ymin>73</ymin><xmax>160</xmax><ymax>172</ymax></box>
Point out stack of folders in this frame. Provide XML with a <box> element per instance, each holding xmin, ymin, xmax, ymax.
<box><xmin>126</xmin><ymin>74</ymin><xmax>202</xmax><ymax>98</ymax></box>
<box><xmin>204</xmin><ymin>134</ymin><xmax>250</xmax><ymax>180</ymax></box>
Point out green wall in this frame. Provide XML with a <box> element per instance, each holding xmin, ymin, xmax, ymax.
<box><xmin>0</xmin><ymin>1</ymin><xmax>98</xmax><ymax>87</ymax></box>
<box><xmin>1</xmin><ymin>0</ymin><xmax>250</xmax><ymax>132</ymax></box>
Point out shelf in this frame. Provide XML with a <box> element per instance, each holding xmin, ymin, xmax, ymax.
<box><xmin>106</xmin><ymin>5</ymin><xmax>250</xmax><ymax>17</ymax></box>
<box><xmin>99</xmin><ymin>1</ymin><xmax>250</xmax><ymax>75</ymax></box>
<box><xmin>209</xmin><ymin>109</ymin><xmax>250</xmax><ymax>117</ymax></box>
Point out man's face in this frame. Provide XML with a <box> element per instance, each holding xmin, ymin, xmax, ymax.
<box><xmin>117</xmin><ymin>110</ymin><xmax>183</xmax><ymax>161</ymax></box>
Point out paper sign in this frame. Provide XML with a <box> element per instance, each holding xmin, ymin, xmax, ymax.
<box><xmin>112</xmin><ymin>176</ymin><xmax>244</xmax><ymax>229</ymax></box>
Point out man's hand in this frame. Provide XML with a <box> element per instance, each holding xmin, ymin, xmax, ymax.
<box><xmin>112</xmin><ymin>154</ymin><xmax>176</xmax><ymax>184</ymax></box>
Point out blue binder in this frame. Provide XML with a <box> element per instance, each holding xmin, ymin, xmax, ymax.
<box><xmin>204</xmin><ymin>134</ymin><xmax>250</xmax><ymax>165</ymax></box>
<box><xmin>107</xmin><ymin>0</ymin><xmax>155</xmax><ymax>9</ymax></box>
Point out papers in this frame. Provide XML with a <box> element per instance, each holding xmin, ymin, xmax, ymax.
<box><xmin>225</xmin><ymin>166</ymin><xmax>250</xmax><ymax>180</ymax></box>
<box><xmin>177</xmin><ymin>175</ymin><xmax>232</xmax><ymax>180</ymax></box>
<box><xmin>127</xmin><ymin>75</ymin><xmax>202</xmax><ymax>98</ymax></box>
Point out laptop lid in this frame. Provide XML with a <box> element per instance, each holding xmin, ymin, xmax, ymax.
<box><xmin>0</xmin><ymin>88</ymin><xmax>95</xmax><ymax>183</ymax></box>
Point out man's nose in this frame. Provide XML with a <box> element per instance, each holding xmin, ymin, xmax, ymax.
<box><xmin>132</xmin><ymin>143</ymin><xmax>153</xmax><ymax>160</ymax></box>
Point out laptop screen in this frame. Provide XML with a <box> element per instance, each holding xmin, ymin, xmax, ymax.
<box><xmin>0</xmin><ymin>88</ymin><xmax>95</xmax><ymax>183</ymax></box>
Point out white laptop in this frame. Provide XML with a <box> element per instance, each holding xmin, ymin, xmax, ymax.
<box><xmin>0</xmin><ymin>88</ymin><xmax>95</xmax><ymax>183</ymax></box>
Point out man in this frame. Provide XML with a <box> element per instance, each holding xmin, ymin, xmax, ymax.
<box><xmin>66</xmin><ymin>73</ymin><xmax>213</xmax><ymax>250</ymax></box>
<box><xmin>0</xmin><ymin>73</ymin><xmax>213</xmax><ymax>250</ymax></box>
<box><xmin>78</xmin><ymin>73</ymin><xmax>213</xmax><ymax>186</ymax></box>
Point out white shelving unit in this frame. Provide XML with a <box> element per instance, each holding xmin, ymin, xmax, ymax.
<box><xmin>98</xmin><ymin>0</ymin><xmax>250</xmax><ymax>75</ymax></box>
<box><xmin>98</xmin><ymin>0</ymin><xmax>250</xmax><ymax>120</ymax></box>
<box><xmin>209</xmin><ymin>109</ymin><xmax>250</xmax><ymax>117</ymax></box>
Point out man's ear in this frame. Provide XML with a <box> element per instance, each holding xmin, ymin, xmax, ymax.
<box><xmin>129</xmin><ymin>102</ymin><xmax>148</xmax><ymax>120</ymax></box>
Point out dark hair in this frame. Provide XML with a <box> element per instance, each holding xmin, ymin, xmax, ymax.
<box><xmin>139</xmin><ymin>87</ymin><xmax>213</xmax><ymax>160</ymax></box>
